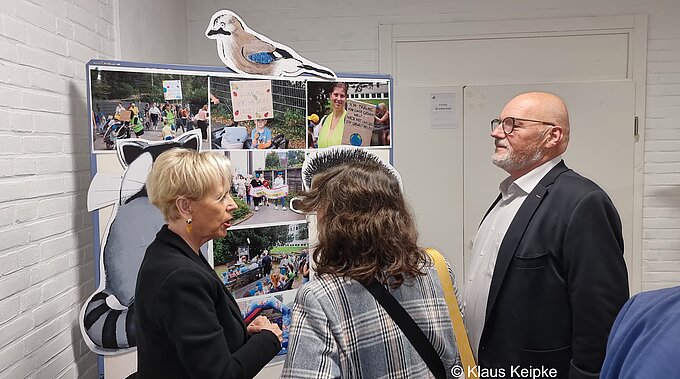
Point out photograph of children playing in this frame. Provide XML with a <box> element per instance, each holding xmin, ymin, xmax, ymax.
<box><xmin>209</xmin><ymin>77</ymin><xmax>307</xmax><ymax>149</ymax></box>
<box><xmin>213</xmin><ymin>223</ymin><xmax>309</xmax><ymax>300</ymax></box>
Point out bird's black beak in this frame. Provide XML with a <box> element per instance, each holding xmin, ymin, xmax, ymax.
<box><xmin>207</xmin><ymin>28</ymin><xmax>231</xmax><ymax>36</ymax></box>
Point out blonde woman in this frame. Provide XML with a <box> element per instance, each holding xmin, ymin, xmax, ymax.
<box><xmin>135</xmin><ymin>148</ymin><xmax>282</xmax><ymax>378</ymax></box>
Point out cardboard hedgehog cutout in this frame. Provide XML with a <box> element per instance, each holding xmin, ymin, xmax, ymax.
<box><xmin>206</xmin><ymin>10</ymin><xmax>336</xmax><ymax>79</ymax></box>
<box><xmin>301</xmin><ymin>146</ymin><xmax>402</xmax><ymax>191</ymax></box>
<box><xmin>290</xmin><ymin>146</ymin><xmax>401</xmax><ymax>215</ymax></box>
<box><xmin>80</xmin><ymin>131</ymin><xmax>202</xmax><ymax>355</ymax></box>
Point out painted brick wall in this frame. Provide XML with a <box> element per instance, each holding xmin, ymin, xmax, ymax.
<box><xmin>117</xmin><ymin>0</ymin><xmax>189</xmax><ymax>64</ymax></box>
<box><xmin>643</xmin><ymin>7</ymin><xmax>680</xmax><ymax>290</ymax></box>
<box><xmin>187</xmin><ymin>0</ymin><xmax>680</xmax><ymax>292</ymax></box>
<box><xmin>0</xmin><ymin>0</ymin><xmax>114</xmax><ymax>377</ymax></box>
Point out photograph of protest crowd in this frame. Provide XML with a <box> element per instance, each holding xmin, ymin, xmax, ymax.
<box><xmin>226</xmin><ymin>150</ymin><xmax>307</xmax><ymax>228</ymax></box>
<box><xmin>209</xmin><ymin>77</ymin><xmax>307</xmax><ymax>150</ymax></box>
<box><xmin>213</xmin><ymin>222</ymin><xmax>309</xmax><ymax>300</ymax></box>
<box><xmin>306</xmin><ymin>80</ymin><xmax>391</xmax><ymax>149</ymax></box>
<box><xmin>88</xmin><ymin>66</ymin><xmax>211</xmax><ymax>152</ymax></box>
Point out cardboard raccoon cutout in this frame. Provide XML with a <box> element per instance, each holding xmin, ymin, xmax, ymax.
<box><xmin>80</xmin><ymin>131</ymin><xmax>201</xmax><ymax>355</ymax></box>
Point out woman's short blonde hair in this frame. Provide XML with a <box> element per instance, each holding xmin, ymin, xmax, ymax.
<box><xmin>146</xmin><ymin>149</ymin><xmax>233</xmax><ymax>221</ymax></box>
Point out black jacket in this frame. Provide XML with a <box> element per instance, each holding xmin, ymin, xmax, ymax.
<box><xmin>135</xmin><ymin>225</ymin><xmax>280</xmax><ymax>378</ymax></box>
<box><xmin>478</xmin><ymin>161</ymin><xmax>629</xmax><ymax>379</ymax></box>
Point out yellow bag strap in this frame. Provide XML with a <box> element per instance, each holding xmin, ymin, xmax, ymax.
<box><xmin>425</xmin><ymin>248</ymin><xmax>477</xmax><ymax>378</ymax></box>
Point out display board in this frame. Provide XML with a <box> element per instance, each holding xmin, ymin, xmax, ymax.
<box><xmin>82</xmin><ymin>59</ymin><xmax>393</xmax><ymax>377</ymax></box>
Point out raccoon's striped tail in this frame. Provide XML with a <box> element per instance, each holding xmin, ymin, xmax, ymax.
<box><xmin>82</xmin><ymin>291</ymin><xmax>136</xmax><ymax>350</ymax></box>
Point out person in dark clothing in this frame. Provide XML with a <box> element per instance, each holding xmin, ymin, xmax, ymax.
<box><xmin>136</xmin><ymin>148</ymin><xmax>282</xmax><ymax>378</ymax></box>
<box><xmin>261</xmin><ymin>251</ymin><xmax>272</xmax><ymax>276</ymax></box>
<box><xmin>250</xmin><ymin>174</ymin><xmax>264</xmax><ymax>211</ymax></box>
<box><xmin>464</xmin><ymin>92</ymin><xmax>628</xmax><ymax>379</ymax></box>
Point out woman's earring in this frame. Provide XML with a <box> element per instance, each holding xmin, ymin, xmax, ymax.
<box><xmin>186</xmin><ymin>218</ymin><xmax>192</xmax><ymax>233</ymax></box>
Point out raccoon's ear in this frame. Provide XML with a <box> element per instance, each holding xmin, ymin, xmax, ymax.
<box><xmin>117</xmin><ymin>140</ymin><xmax>148</xmax><ymax>169</ymax></box>
<box><xmin>176</xmin><ymin>130</ymin><xmax>202</xmax><ymax>152</ymax></box>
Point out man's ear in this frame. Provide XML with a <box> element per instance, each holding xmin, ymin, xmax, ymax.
<box><xmin>546</xmin><ymin>125</ymin><xmax>564</xmax><ymax>147</ymax></box>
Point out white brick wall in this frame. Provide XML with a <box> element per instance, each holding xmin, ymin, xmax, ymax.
<box><xmin>117</xmin><ymin>0</ymin><xmax>189</xmax><ymax>64</ymax></box>
<box><xmin>186</xmin><ymin>0</ymin><xmax>680</xmax><ymax>292</ymax></box>
<box><xmin>643</xmin><ymin>1</ymin><xmax>680</xmax><ymax>291</ymax></box>
<box><xmin>0</xmin><ymin>0</ymin><xmax>114</xmax><ymax>377</ymax></box>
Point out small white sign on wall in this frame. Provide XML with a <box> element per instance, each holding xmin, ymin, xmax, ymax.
<box><xmin>430</xmin><ymin>93</ymin><xmax>457</xmax><ymax>129</ymax></box>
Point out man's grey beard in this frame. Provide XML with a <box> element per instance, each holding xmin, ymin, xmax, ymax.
<box><xmin>492</xmin><ymin>143</ymin><xmax>543</xmax><ymax>173</ymax></box>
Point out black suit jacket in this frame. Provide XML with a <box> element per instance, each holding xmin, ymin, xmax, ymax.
<box><xmin>478</xmin><ymin>161</ymin><xmax>629</xmax><ymax>379</ymax></box>
<box><xmin>135</xmin><ymin>225</ymin><xmax>280</xmax><ymax>379</ymax></box>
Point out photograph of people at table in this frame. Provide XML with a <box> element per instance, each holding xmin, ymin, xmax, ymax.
<box><xmin>213</xmin><ymin>223</ymin><xmax>309</xmax><ymax>300</ymax></box>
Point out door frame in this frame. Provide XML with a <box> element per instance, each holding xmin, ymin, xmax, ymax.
<box><xmin>379</xmin><ymin>15</ymin><xmax>647</xmax><ymax>293</ymax></box>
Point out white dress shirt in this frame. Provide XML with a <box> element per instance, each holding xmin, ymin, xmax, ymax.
<box><xmin>463</xmin><ymin>156</ymin><xmax>562</xmax><ymax>358</ymax></box>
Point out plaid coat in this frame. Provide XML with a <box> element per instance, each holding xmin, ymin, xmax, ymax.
<box><xmin>281</xmin><ymin>264</ymin><xmax>460</xmax><ymax>379</ymax></box>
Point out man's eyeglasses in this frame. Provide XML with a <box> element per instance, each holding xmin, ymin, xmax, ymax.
<box><xmin>491</xmin><ymin>117</ymin><xmax>556</xmax><ymax>135</ymax></box>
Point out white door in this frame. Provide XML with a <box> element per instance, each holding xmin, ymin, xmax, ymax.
<box><xmin>462</xmin><ymin>81</ymin><xmax>636</xmax><ymax>282</ymax></box>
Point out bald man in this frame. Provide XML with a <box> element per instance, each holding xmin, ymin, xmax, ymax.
<box><xmin>463</xmin><ymin>92</ymin><xmax>629</xmax><ymax>379</ymax></box>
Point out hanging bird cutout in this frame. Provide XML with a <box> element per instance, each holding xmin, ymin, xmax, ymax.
<box><xmin>206</xmin><ymin>10</ymin><xmax>337</xmax><ymax>79</ymax></box>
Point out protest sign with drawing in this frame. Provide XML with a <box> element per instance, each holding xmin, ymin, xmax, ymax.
<box><xmin>230</xmin><ymin>80</ymin><xmax>274</xmax><ymax>122</ymax></box>
<box><xmin>342</xmin><ymin>99</ymin><xmax>375</xmax><ymax>146</ymax></box>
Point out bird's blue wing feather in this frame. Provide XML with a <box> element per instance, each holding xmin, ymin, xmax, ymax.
<box><xmin>247</xmin><ymin>52</ymin><xmax>275</xmax><ymax>64</ymax></box>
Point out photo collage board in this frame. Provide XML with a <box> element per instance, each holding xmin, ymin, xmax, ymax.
<box><xmin>85</xmin><ymin>60</ymin><xmax>392</xmax><ymax>360</ymax></box>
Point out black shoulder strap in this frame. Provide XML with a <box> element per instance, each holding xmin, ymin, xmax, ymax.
<box><xmin>361</xmin><ymin>279</ymin><xmax>447</xmax><ymax>379</ymax></box>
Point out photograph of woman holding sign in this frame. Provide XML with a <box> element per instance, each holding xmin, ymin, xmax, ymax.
<box><xmin>308</xmin><ymin>81</ymin><xmax>392</xmax><ymax>149</ymax></box>
<box><xmin>316</xmin><ymin>82</ymin><xmax>348</xmax><ymax>148</ymax></box>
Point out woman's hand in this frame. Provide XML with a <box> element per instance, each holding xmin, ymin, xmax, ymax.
<box><xmin>247</xmin><ymin>315</ymin><xmax>269</xmax><ymax>329</ymax></box>
<box><xmin>247</xmin><ymin>316</ymin><xmax>283</xmax><ymax>343</ymax></box>
<box><xmin>260</xmin><ymin>321</ymin><xmax>283</xmax><ymax>344</ymax></box>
